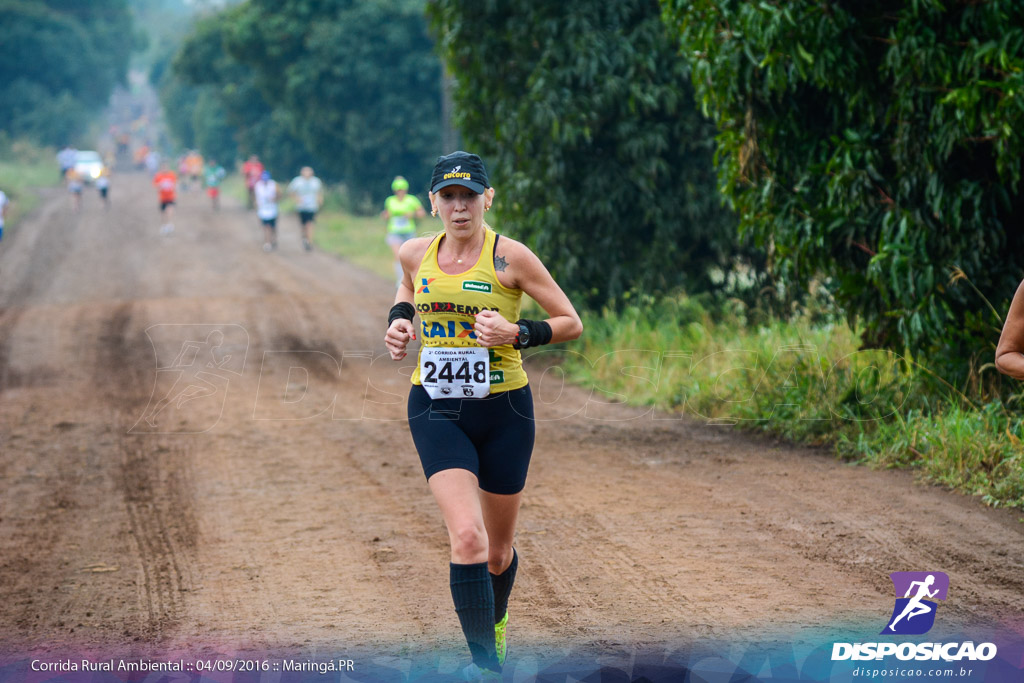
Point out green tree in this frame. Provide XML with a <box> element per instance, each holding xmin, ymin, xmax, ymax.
<box><xmin>221</xmin><ymin>0</ymin><xmax>442</xmax><ymax>203</ymax></box>
<box><xmin>191</xmin><ymin>89</ymin><xmax>236</xmax><ymax>167</ymax></box>
<box><xmin>662</xmin><ymin>1</ymin><xmax>1024</xmax><ymax>381</ymax></box>
<box><xmin>48</xmin><ymin>0</ymin><xmax>134</xmax><ymax>106</ymax></box>
<box><xmin>0</xmin><ymin>0</ymin><xmax>133</xmax><ymax>144</ymax></box>
<box><xmin>163</xmin><ymin>9</ymin><xmax>306</xmax><ymax>174</ymax></box>
<box><xmin>428</xmin><ymin>0</ymin><xmax>745</xmax><ymax>308</ymax></box>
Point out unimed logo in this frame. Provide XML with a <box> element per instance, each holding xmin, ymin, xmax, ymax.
<box><xmin>831</xmin><ymin>570</ymin><xmax>997</xmax><ymax>663</ymax></box>
<box><xmin>462</xmin><ymin>280</ymin><xmax>492</xmax><ymax>293</ymax></box>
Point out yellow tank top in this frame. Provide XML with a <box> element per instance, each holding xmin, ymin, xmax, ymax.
<box><xmin>411</xmin><ymin>227</ymin><xmax>527</xmax><ymax>392</ymax></box>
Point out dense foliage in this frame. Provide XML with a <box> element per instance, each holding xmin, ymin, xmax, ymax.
<box><xmin>225</xmin><ymin>0</ymin><xmax>442</xmax><ymax>201</ymax></box>
<box><xmin>0</xmin><ymin>0</ymin><xmax>135</xmax><ymax>144</ymax></box>
<box><xmin>428</xmin><ymin>0</ymin><xmax>747</xmax><ymax>308</ymax></box>
<box><xmin>662</xmin><ymin>0</ymin><xmax>1024</xmax><ymax>380</ymax></box>
<box><xmin>159</xmin><ymin>11</ymin><xmax>308</xmax><ymax>175</ymax></box>
<box><xmin>164</xmin><ymin>0</ymin><xmax>442</xmax><ymax>203</ymax></box>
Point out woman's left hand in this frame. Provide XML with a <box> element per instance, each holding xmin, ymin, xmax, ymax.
<box><xmin>474</xmin><ymin>310</ymin><xmax>518</xmax><ymax>347</ymax></box>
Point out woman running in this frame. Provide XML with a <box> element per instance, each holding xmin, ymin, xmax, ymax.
<box><xmin>384</xmin><ymin>151</ymin><xmax>582</xmax><ymax>680</ymax></box>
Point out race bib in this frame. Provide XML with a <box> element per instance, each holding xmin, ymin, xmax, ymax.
<box><xmin>392</xmin><ymin>216</ymin><xmax>411</xmax><ymax>230</ymax></box>
<box><xmin>420</xmin><ymin>346</ymin><xmax>490</xmax><ymax>399</ymax></box>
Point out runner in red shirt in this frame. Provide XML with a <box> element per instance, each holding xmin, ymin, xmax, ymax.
<box><xmin>153</xmin><ymin>163</ymin><xmax>178</xmax><ymax>235</ymax></box>
<box><xmin>242</xmin><ymin>155</ymin><xmax>264</xmax><ymax>209</ymax></box>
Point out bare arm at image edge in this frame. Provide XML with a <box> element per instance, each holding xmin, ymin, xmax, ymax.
<box><xmin>995</xmin><ymin>278</ymin><xmax>1024</xmax><ymax>379</ymax></box>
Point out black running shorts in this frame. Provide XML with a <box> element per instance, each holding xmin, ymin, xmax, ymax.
<box><xmin>407</xmin><ymin>383</ymin><xmax>535</xmax><ymax>495</ymax></box>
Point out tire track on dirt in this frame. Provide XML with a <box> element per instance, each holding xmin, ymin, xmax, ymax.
<box><xmin>91</xmin><ymin>302</ymin><xmax>201</xmax><ymax>640</ymax></box>
<box><xmin>0</xmin><ymin>307</ymin><xmax>25</xmax><ymax>391</ymax></box>
<box><xmin>118</xmin><ymin>435</ymin><xmax>198</xmax><ymax>639</ymax></box>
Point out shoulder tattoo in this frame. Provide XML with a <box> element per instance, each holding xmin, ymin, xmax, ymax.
<box><xmin>494</xmin><ymin>253</ymin><xmax>509</xmax><ymax>272</ymax></box>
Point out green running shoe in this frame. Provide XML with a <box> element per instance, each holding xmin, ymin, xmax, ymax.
<box><xmin>461</xmin><ymin>663</ymin><xmax>502</xmax><ymax>681</ymax></box>
<box><xmin>494</xmin><ymin>611</ymin><xmax>509</xmax><ymax>666</ymax></box>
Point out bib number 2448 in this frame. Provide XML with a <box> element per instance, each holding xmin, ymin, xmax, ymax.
<box><xmin>420</xmin><ymin>347</ymin><xmax>490</xmax><ymax>399</ymax></box>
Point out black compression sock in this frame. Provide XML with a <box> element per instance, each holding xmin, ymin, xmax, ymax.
<box><xmin>450</xmin><ymin>562</ymin><xmax>500</xmax><ymax>671</ymax></box>
<box><xmin>490</xmin><ymin>548</ymin><xmax>518</xmax><ymax>623</ymax></box>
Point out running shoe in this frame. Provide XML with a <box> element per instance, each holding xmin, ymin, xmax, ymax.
<box><xmin>494</xmin><ymin>611</ymin><xmax>509</xmax><ymax>667</ymax></box>
<box><xmin>262</xmin><ymin>242</ymin><xmax>273</xmax><ymax>252</ymax></box>
<box><xmin>461</xmin><ymin>663</ymin><xmax>501</xmax><ymax>681</ymax></box>
<box><xmin>302</xmin><ymin>238</ymin><xmax>312</xmax><ymax>251</ymax></box>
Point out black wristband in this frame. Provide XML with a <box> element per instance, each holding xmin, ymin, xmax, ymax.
<box><xmin>388</xmin><ymin>302</ymin><xmax>415</xmax><ymax>327</ymax></box>
<box><xmin>514</xmin><ymin>319</ymin><xmax>553</xmax><ymax>349</ymax></box>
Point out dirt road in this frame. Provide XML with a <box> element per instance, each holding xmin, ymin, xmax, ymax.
<box><xmin>0</xmin><ymin>174</ymin><xmax>1022</xmax><ymax>676</ymax></box>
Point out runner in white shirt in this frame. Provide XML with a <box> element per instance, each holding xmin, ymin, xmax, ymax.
<box><xmin>57</xmin><ymin>146</ymin><xmax>77</xmax><ymax>181</ymax></box>
<box><xmin>287</xmin><ymin>166</ymin><xmax>323</xmax><ymax>252</ymax></box>
<box><xmin>254</xmin><ymin>171</ymin><xmax>280</xmax><ymax>252</ymax></box>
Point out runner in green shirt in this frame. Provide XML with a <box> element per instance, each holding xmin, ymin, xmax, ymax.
<box><xmin>381</xmin><ymin>176</ymin><xmax>426</xmax><ymax>286</ymax></box>
<box><xmin>203</xmin><ymin>159</ymin><xmax>227</xmax><ymax>210</ymax></box>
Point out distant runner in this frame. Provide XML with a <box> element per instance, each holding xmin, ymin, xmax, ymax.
<box><xmin>287</xmin><ymin>166</ymin><xmax>323</xmax><ymax>252</ymax></box>
<box><xmin>145</xmin><ymin>149</ymin><xmax>161</xmax><ymax>176</ymax></box>
<box><xmin>0</xmin><ymin>188</ymin><xmax>9</xmax><ymax>241</ymax></box>
<box><xmin>204</xmin><ymin>159</ymin><xmax>227</xmax><ymax>210</ymax></box>
<box><xmin>254</xmin><ymin>170</ymin><xmax>279</xmax><ymax>251</ymax></box>
<box><xmin>65</xmin><ymin>168</ymin><xmax>84</xmax><ymax>213</ymax></box>
<box><xmin>242</xmin><ymin>155</ymin><xmax>264</xmax><ymax>209</ymax></box>
<box><xmin>152</xmin><ymin>163</ymin><xmax>178</xmax><ymax>235</ymax></box>
<box><xmin>57</xmin><ymin>145</ymin><xmax>77</xmax><ymax>181</ymax></box>
<box><xmin>177</xmin><ymin>154</ymin><xmax>191</xmax><ymax>191</ymax></box>
<box><xmin>381</xmin><ymin>176</ymin><xmax>425</xmax><ymax>286</ymax></box>
<box><xmin>96</xmin><ymin>167</ymin><xmax>111</xmax><ymax>209</ymax></box>
<box><xmin>186</xmin><ymin>150</ymin><xmax>204</xmax><ymax>190</ymax></box>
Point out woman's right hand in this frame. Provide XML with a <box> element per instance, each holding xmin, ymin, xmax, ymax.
<box><xmin>385</xmin><ymin>319</ymin><xmax>417</xmax><ymax>360</ymax></box>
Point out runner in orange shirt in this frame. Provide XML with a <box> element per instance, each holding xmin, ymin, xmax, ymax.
<box><xmin>242</xmin><ymin>155</ymin><xmax>264</xmax><ymax>209</ymax></box>
<box><xmin>152</xmin><ymin>162</ymin><xmax>178</xmax><ymax>235</ymax></box>
<box><xmin>185</xmin><ymin>150</ymin><xmax>204</xmax><ymax>189</ymax></box>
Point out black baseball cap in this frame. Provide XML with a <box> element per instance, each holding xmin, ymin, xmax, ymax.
<box><xmin>430</xmin><ymin>151</ymin><xmax>490</xmax><ymax>194</ymax></box>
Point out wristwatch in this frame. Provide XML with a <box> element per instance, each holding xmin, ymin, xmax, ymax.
<box><xmin>513</xmin><ymin>322</ymin><xmax>530</xmax><ymax>350</ymax></box>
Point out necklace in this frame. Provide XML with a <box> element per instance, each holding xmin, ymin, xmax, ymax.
<box><xmin>444</xmin><ymin>235</ymin><xmax>481</xmax><ymax>266</ymax></box>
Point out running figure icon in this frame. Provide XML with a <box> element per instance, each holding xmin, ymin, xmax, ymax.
<box><xmin>881</xmin><ymin>571</ymin><xmax>949</xmax><ymax>635</ymax></box>
<box><xmin>132</xmin><ymin>324</ymin><xmax>249</xmax><ymax>434</ymax></box>
<box><xmin>140</xmin><ymin>330</ymin><xmax>233</xmax><ymax>427</ymax></box>
<box><xmin>888</xmin><ymin>574</ymin><xmax>938</xmax><ymax>631</ymax></box>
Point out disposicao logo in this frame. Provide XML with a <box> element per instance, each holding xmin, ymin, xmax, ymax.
<box><xmin>882</xmin><ymin>571</ymin><xmax>948</xmax><ymax>635</ymax></box>
<box><xmin>831</xmin><ymin>570</ymin><xmax>997</xmax><ymax>662</ymax></box>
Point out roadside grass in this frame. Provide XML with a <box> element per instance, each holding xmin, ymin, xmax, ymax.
<box><xmin>560</xmin><ymin>295</ymin><xmax>1024</xmax><ymax>510</ymax></box>
<box><xmin>0</xmin><ymin>139</ymin><xmax>61</xmax><ymax>227</ymax></box>
<box><xmin>221</xmin><ymin>173</ymin><xmax>248</xmax><ymax>207</ymax></box>
<box><xmin>313</xmin><ymin>185</ymin><xmax>441</xmax><ymax>280</ymax></box>
<box><xmin>315</xmin><ymin>211</ymin><xmax>409</xmax><ymax>280</ymax></box>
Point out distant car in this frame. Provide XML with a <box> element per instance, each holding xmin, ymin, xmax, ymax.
<box><xmin>73</xmin><ymin>150</ymin><xmax>106</xmax><ymax>183</ymax></box>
